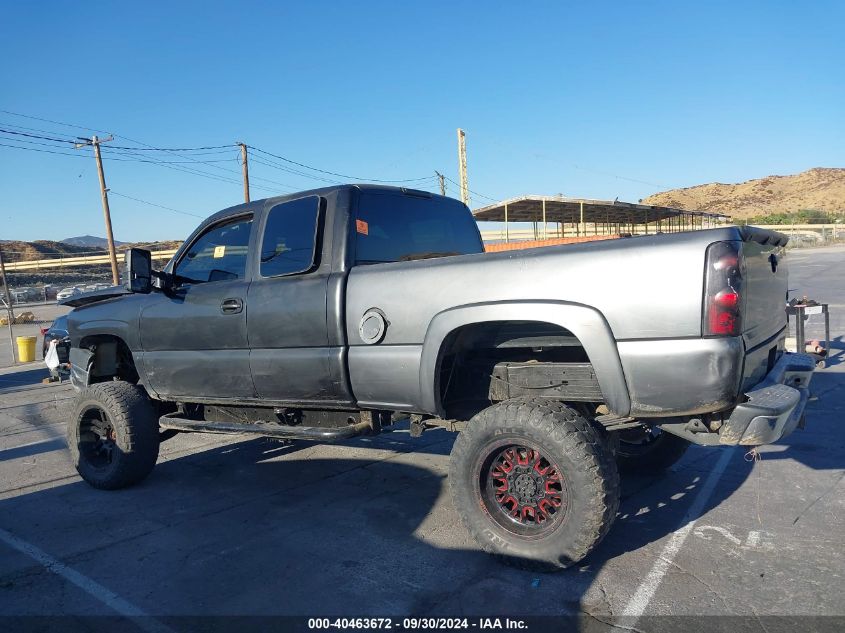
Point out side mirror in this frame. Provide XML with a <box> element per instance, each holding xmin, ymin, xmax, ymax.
<box><xmin>124</xmin><ymin>248</ymin><xmax>152</xmax><ymax>294</ymax></box>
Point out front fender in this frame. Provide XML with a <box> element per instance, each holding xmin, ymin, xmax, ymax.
<box><xmin>71</xmin><ymin>319</ymin><xmax>132</xmax><ymax>347</ymax></box>
<box><xmin>418</xmin><ymin>300</ymin><xmax>631</xmax><ymax>417</ymax></box>
<box><xmin>69</xmin><ymin>347</ymin><xmax>94</xmax><ymax>391</ymax></box>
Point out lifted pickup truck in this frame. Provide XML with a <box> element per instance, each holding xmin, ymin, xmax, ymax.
<box><xmin>64</xmin><ymin>184</ymin><xmax>815</xmax><ymax>570</ymax></box>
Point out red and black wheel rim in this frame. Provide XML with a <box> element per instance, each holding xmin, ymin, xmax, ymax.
<box><xmin>476</xmin><ymin>441</ymin><xmax>569</xmax><ymax>537</ymax></box>
<box><xmin>78</xmin><ymin>405</ymin><xmax>117</xmax><ymax>470</ymax></box>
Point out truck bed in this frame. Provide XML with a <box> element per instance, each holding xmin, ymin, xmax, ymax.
<box><xmin>345</xmin><ymin>226</ymin><xmax>789</xmax><ymax>418</ymax></box>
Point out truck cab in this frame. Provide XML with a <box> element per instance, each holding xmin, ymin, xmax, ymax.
<box><xmin>69</xmin><ymin>185</ymin><xmax>481</xmax><ymax>405</ymax></box>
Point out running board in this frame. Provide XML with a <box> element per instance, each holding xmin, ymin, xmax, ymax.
<box><xmin>158</xmin><ymin>415</ymin><xmax>373</xmax><ymax>442</ymax></box>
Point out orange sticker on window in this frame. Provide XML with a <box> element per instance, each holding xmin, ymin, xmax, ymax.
<box><xmin>356</xmin><ymin>219</ymin><xmax>369</xmax><ymax>235</ymax></box>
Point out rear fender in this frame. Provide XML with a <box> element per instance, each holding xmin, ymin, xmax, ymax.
<box><xmin>419</xmin><ymin>301</ymin><xmax>630</xmax><ymax>417</ymax></box>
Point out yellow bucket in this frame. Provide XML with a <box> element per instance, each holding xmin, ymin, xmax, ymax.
<box><xmin>16</xmin><ymin>336</ymin><xmax>37</xmax><ymax>363</ymax></box>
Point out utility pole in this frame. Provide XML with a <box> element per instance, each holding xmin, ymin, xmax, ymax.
<box><xmin>76</xmin><ymin>135</ymin><xmax>120</xmax><ymax>285</ymax></box>
<box><xmin>435</xmin><ymin>171</ymin><xmax>446</xmax><ymax>196</ymax></box>
<box><xmin>456</xmin><ymin>129</ymin><xmax>470</xmax><ymax>207</ymax></box>
<box><xmin>0</xmin><ymin>249</ymin><xmax>16</xmax><ymax>363</ymax></box>
<box><xmin>239</xmin><ymin>142</ymin><xmax>250</xmax><ymax>203</ymax></box>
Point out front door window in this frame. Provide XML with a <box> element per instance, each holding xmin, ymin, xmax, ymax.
<box><xmin>175</xmin><ymin>217</ymin><xmax>253</xmax><ymax>284</ymax></box>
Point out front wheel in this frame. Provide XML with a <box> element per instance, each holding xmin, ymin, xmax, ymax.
<box><xmin>449</xmin><ymin>398</ymin><xmax>620</xmax><ymax>571</ymax></box>
<box><xmin>67</xmin><ymin>381</ymin><xmax>160</xmax><ymax>490</ymax></box>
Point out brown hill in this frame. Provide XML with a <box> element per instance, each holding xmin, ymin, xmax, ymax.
<box><xmin>0</xmin><ymin>240</ymin><xmax>94</xmax><ymax>263</ymax></box>
<box><xmin>0</xmin><ymin>239</ymin><xmax>183</xmax><ymax>263</ymax></box>
<box><xmin>127</xmin><ymin>240</ymin><xmax>183</xmax><ymax>252</ymax></box>
<box><xmin>642</xmin><ymin>168</ymin><xmax>845</xmax><ymax>220</ymax></box>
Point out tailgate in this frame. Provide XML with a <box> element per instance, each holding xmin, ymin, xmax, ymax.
<box><xmin>741</xmin><ymin>229</ymin><xmax>789</xmax><ymax>350</ymax></box>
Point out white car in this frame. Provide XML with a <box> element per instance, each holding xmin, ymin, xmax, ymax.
<box><xmin>56</xmin><ymin>287</ymin><xmax>81</xmax><ymax>303</ymax></box>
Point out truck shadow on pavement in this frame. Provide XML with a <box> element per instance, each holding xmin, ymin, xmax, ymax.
<box><xmin>1</xmin><ymin>376</ymin><xmax>843</xmax><ymax>622</ymax></box>
<box><xmin>0</xmin><ymin>367</ymin><xmax>51</xmax><ymax>392</ymax></box>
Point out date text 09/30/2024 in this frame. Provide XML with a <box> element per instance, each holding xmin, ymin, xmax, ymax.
<box><xmin>307</xmin><ymin>618</ymin><xmax>528</xmax><ymax>630</ymax></box>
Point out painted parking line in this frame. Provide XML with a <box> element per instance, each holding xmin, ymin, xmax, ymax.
<box><xmin>0</xmin><ymin>527</ymin><xmax>177</xmax><ymax>633</ymax></box>
<box><xmin>622</xmin><ymin>447</ymin><xmax>737</xmax><ymax>619</ymax></box>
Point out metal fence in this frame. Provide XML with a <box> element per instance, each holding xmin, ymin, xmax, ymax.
<box><xmin>751</xmin><ymin>224</ymin><xmax>845</xmax><ymax>248</ymax></box>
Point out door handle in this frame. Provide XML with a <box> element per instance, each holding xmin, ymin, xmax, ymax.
<box><xmin>220</xmin><ymin>298</ymin><xmax>243</xmax><ymax>314</ymax></box>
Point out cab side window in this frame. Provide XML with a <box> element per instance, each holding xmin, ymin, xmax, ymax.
<box><xmin>260</xmin><ymin>196</ymin><xmax>322</xmax><ymax>277</ymax></box>
<box><xmin>175</xmin><ymin>217</ymin><xmax>253</xmax><ymax>284</ymax></box>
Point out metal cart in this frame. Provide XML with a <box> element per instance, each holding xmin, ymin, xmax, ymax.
<box><xmin>786</xmin><ymin>302</ymin><xmax>831</xmax><ymax>368</ymax></box>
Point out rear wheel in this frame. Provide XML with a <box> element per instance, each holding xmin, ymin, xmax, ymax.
<box><xmin>616</xmin><ymin>426</ymin><xmax>689</xmax><ymax>473</ymax></box>
<box><xmin>67</xmin><ymin>381</ymin><xmax>160</xmax><ymax>490</ymax></box>
<box><xmin>449</xmin><ymin>398</ymin><xmax>619</xmax><ymax>571</ymax></box>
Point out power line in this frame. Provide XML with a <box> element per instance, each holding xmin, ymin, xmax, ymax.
<box><xmin>0</xmin><ymin>141</ymin><xmax>87</xmax><ymax>158</ymax></box>
<box><xmin>108</xmin><ymin>143</ymin><xmax>237</xmax><ymax>152</ymax></box>
<box><xmin>109</xmin><ymin>142</ymin><xmax>295</xmax><ymax>192</ymax></box>
<box><xmin>0</xmin><ymin>118</ymin><xmax>238</xmax><ymax>156</ymax></box>
<box><xmin>109</xmin><ymin>191</ymin><xmax>204</xmax><ymax>218</ymax></box>
<box><xmin>0</xmin><ymin>109</ymin><xmax>266</xmax><ymax>189</ymax></box>
<box><xmin>0</xmin><ymin>139</ymin><xmax>238</xmax><ymax>164</ymax></box>
<box><xmin>1</xmin><ymin>109</ymin><xmax>434</xmax><ymax>196</ymax></box>
<box><xmin>0</xmin><ymin>119</ymin><xmax>88</xmax><ymax>138</ymax></box>
<box><xmin>249</xmin><ymin>154</ymin><xmax>342</xmax><ymax>185</ymax></box>
<box><xmin>0</xmin><ymin>133</ymin><xmax>85</xmax><ymax>150</ymax></box>
<box><xmin>106</xmin><ymin>147</ymin><xmax>239</xmax><ymax>156</ymax></box>
<box><xmin>442</xmin><ymin>174</ymin><xmax>499</xmax><ymax>203</ymax></box>
<box><xmin>0</xmin><ymin>128</ymin><xmax>77</xmax><ymax>144</ymax></box>
<box><xmin>0</xmin><ymin>109</ymin><xmax>110</xmax><ymax>135</ymax></box>
<box><xmin>251</xmin><ymin>152</ymin><xmax>438</xmax><ymax>192</ymax></box>
<box><xmin>100</xmin><ymin>145</ymin><xmax>280</xmax><ymax>192</ymax></box>
<box><xmin>250</xmin><ymin>146</ymin><xmax>434</xmax><ymax>183</ymax></box>
<box><xmin>2</xmin><ymin>131</ymin><xmax>457</xmax><ymax>199</ymax></box>
<box><xmin>2</xmin><ymin>111</ymin><xmax>435</xmax><ymax>187</ymax></box>
<box><xmin>108</xmin><ymin>156</ymin><xmax>237</xmax><ymax>165</ymax></box>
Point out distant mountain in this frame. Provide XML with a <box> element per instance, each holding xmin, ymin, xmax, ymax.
<box><xmin>0</xmin><ymin>240</ymin><xmax>94</xmax><ymax>262</ymax></box>
<box><xmin>62</xmin><ymin>235</ymin><xmax>127</xmax><ymax>248</ymax></box>
<box><xmin>642</xmin><ymin>167</ymin><xmax>845</xmax><ymax>220</ymax></box>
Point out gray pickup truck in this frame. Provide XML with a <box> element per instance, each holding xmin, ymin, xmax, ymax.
<box><xmin>64</xmin><ymin>184</ymin><xmax>815</xmax><ymax>570</ymax></box>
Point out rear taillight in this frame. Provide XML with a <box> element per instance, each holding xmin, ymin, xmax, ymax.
<box><xmin>40</xmin><ymin>327</ymin><xmax>49</xmax><ymax>336</ymax></box>
<box><xmin>703</xmin><ymin>241</ymin><xmax>745</xmax><ymax>336</ymax></box>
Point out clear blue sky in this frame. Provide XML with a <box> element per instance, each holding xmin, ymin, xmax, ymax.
<box><xmin>2</xmin><ymin>0</ymin><xmax>843</xmax><ymax>242</ymax></box>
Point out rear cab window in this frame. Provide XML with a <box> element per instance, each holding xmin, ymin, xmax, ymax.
<box><xmin>259</xmin><ymin>196</ymin><xmax>322</xmax><ymax>277</ymax></box>
<box><xmin>354</xmin><ymin>190</ymin><xmax>483</xmax><ymax>265</ymax></box>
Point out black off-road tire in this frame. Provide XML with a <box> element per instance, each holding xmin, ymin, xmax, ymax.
<box><xmin>449</xmin><ymin>398</ymin><xmax>620</xmax><ymax>572</ymax></box>
<box><xmin>67</xmin><ymin>381</ymin><xmax>160</xmax><ymax>490</ymax></box>
<box><xmin>616</xmin><ymin>427</ymin><xmax>690</xmax><ymax>474</ymax></box>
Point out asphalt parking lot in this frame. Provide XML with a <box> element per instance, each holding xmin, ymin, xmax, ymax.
<box><xmin>0</xmin><ymin>246</ymin><xmax>843</xmax><ymax>631</ymax></box>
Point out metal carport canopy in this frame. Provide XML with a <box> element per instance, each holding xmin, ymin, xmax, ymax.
<box><xmin>472</xmin><ymin>195</ymin><xmax>730</xmax><ymax>224</ymax></box>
